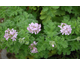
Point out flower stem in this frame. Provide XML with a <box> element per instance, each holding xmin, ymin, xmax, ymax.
<box><xmin>67</xmin><ymin>38</ymin><xmax>77</xmax><ymax>41</ymax></box>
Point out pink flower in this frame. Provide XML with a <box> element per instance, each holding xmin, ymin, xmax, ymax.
<box><xmin>29</xmin><ymin>44</ymin><xmax>34</xmax><ymax>49</ymax></box>
<box><xmin>11</xmin><ymin>36</ymin><xmax>16</xmax><ymax>41</ymax></box>
<box><xmin>58</xmin><ymin>23</ymin><xmax>72</xmax><ymax>35</ymax></box>
<box><xmin>4</xmin><ymin>28</ymin><xmax>18</xmax><ymax>41</ymax></box>
<box><xmin>31</xmin><ymin>47</ymin><xmax>38</xmax><ymax>53</ymax></box>
<box><xmin>33</xmin><ymin>41</ymin><xmax>37</xmax><ymax>45</ymax></box>
<box><xmin>52</xmin><ymin>44</ymin><xmax>54</xmax><ymax>47</ymax></box>
<box><xmin>27</xmin><ymin>22</ymin><xmax>41</xmax><ymax>34</ymax></box>
<box><xmin>58</xmin><ymin>23</ymin><xmax>67</xmax><ymax>28</ymax></box>
<box><xmin>29</xmin><ymin>41</ymin><xmax>38</xmax><ymax>53</ymax></box>
<box><xmin>4</xmin><ymin>33</ymin><xmax>9</xmax><ymax>40</ymax></box>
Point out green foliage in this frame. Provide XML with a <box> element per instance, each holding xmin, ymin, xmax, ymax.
<box><xmin>61</xmin><ymin>6</ymin><xmax>72</xmax><ymax>13</ymax></box>
<box><xmin>0</xmin><ymin>6</ymin><xmax>23</xmax><ymax>20</ymax></box>
<box><xmin>0</xmin><ymin>6</ymin><xmax>80</xmax><ymax>59</ymax></box>
<box><xmin>26</xmin><ymin>6</ymin><xmax>41</xmax><ymax>19</ymax></box>
<box><xmin>40</xmin><ymin>6</ymin><xmax>60</xmax><ymax>23</ymax></box>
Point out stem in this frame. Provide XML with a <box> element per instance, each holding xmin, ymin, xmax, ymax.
<box><xmin>67</xmin><ymin>38</ymin><xmax>77</xmax><ymax>41</ymax></box>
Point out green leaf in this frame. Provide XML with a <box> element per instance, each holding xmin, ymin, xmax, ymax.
<box><xmin>51</xmin><ymin>6</ymin><xmax>60</xmax><ymax>9</ymax></box>
<box><xmin>40</xmin><ymin>15</ymin><xmax>47</xmax><ymax>20</ymax></box>
<box><xmin>42</xmin><ymin>7</ymin><xmax>49</xmax><ymax>12</ymax></box>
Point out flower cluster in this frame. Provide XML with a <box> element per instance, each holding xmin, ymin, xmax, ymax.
<box><xmin>58</xmin><ymin>23</ymin><xmax>72</xmax><ymax>35</ymax></box>
<box><xmin>49</xmin><ymin>41</ymin><xmax>55</xmax><ymax>47</ymax></box>
<box><xmin>27</xmin><ymin>22</ymin><xmax>41</xmax><ymax>34</ymax></box>
<box><xmin>29</xmin><ymin>41</ymin><xmax>38</xmax><ymax>53</ymax></box>
<box><xmin>18</xmin><ymin>37</ymin><xmax>25</xmax><ymax>44</ymax></box>
<box><xmin>4</xmin><ymin>28</ymin><xmax>18</xmax><ymax>41</ymax></box>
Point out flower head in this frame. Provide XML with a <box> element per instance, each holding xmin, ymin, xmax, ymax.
<box><xmin>49</xmin><ymin>41</ymin><xmax>55</xmax><ymax>47</ymax></box>
<box><xmin>58</xmin><ymin>23</ymin><xmax>72</xmax><ymax>35</ymax></box>
<box><xmin>29</xmin><ymin>41</ymin><xmax>38</xmax><ymax>53</ymax></box>
<box><xmin>27</xmin><ymin>22</ymin><xmax>41</xmax><ymax>34</ymax></box>
<box><xmin>4</xmin><ymin>28</ymin><xmax>18</xmax><ymax>41</ymax></box>
<box><xmin>31</xmin><ymin>47</ymin><xmax>38</xmax><ymax>53</ymax></box>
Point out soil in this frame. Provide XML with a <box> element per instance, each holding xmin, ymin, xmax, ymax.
<box><xmin>0</xmin><ymin>49</ymin><xmax>16</xmax><ymax>59</ymax></box>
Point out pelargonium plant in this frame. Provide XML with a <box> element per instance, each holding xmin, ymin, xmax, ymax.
<box><xmin>0</xmin><ymin>6</ymin><xmax>80</xmax><ymax>59</ymax></box>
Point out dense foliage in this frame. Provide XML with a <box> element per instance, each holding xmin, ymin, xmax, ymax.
<box><xmin>0</xmin><ymin>6</ymin><xmax>80</xmax><ymax>59</ymax></box>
